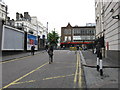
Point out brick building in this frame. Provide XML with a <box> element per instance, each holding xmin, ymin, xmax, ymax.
<box><xmin>61</xmin><ymin>23</ymin><xmax>96</xmax><ymax>48</ymax></box>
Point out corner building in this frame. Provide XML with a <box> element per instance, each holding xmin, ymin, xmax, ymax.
<box><xmin>61</xmin><ymin>23</ymin><xmax>95</xmax><ymax>49</ymax></box>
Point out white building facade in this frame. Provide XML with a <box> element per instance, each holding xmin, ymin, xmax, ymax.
<box><xmin>14</xmin><ymin>12</ymin><xmax>47</xmax><ymax>39</ymax></box>
<box><xmin>14</xmin><ymin>12</ymin><xmax>48</xmax><ymax>49</ymax></box>
<box><xmin>0</xmin><ymin>1</ymin><xmax>7</xmax><ymax>20</ymax></box>
<box><xmin>95</xmin><ymin>0</ymin><xmax>120</xmax><ymax>63</ymax></box>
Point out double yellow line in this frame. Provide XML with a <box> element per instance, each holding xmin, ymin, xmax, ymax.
<box><xmin>74</xmin><ymin>51</ymin><xmax>82</xmax><ymax>88</ymax></box>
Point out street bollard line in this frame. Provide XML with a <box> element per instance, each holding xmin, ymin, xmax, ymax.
<box><xmin>1</xmin><ymin>62</ymin><xmax>48</xmax><ymax>89</ymax></box>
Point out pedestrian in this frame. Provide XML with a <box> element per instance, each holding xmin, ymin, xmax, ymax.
<box><xmin>96</xmin><ymin>42</ymin><xmax>102</xmax><ymax>71</ymax></box>
<box><xmin>96</xmin><ymin>42</ymin><xmax>101</xmax><ymax>58</ymax></box>
<box><xmin>31</xmin><ymin>45</ymin><xmax>35</xmax><ymax>55</ymax></box>
<box><xmin>77</xmin><ymin>46</ymin><xmax>79</xmax><ymax>50</ymax></box>
<box><xmin>45</xmin><ymin>44</ymin><xmax>49</xmax><ymax>51</ymax></box>
<box><xmin>48</xmin><ymin>45</ymin><xmax>54</xmax><ymax>64</ymax></box>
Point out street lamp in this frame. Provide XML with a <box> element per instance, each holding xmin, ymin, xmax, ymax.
<box><xmin>47</xmin><ymin>22</ymin><xmax>48</xmax><ymax>44</ymax></box>
<box><xmin>47</xmin><ymin>22</ymin><xmax>48</xmax><ymax>34</ymax></box>
<box><xmin>112</xmin><ymin>15</ymin><xmax>120</xmax><ymax>20</ymax></box>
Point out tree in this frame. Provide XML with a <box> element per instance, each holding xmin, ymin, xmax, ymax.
<box><xmin>48</xmin><ymin>31</ymin><xmax>59</xmax><ymax>47</ymax></box>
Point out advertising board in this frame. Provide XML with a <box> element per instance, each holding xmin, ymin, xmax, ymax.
<box><xmin>27</xmin><ymin>34</ymin><xmax>38</xmax><ymax>50</ymax></box>
<box><xmin>2</xmin><ymin>25</ymin><xmax>24</xmax><ymax>50</ymax></box>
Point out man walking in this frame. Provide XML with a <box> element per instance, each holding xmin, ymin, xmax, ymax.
<box><xmin>45</xmin><ymin>44</ymin><xmax>49</xmax><ymax>51</ymax></box>
<box><xmin>31</xmin><ymin>45</ymin><xmax>35</xmax><ymax>55</ymax></box>
<box><xmin>96</xmin><ymin>42</ymin><xmax>102</xmax><ymax>71</ymax></box>
<box><xmin>48</xmin><ymin>46</ymin><xmax>53</xmax><ymax>64</ymax></box>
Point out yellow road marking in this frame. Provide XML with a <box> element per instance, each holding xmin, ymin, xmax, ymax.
<box><xmin>43</xmin><ymin>74</ymin><xmax>75</xmax><ymax>80</ymax></box>
<box><xmin>2</xmin><ymin>62</ymin><xmax>48</xmax><ymax>89</ymax></box>
<box><xmin>8</xmin><ymin>74</ymin><xmax>75</xmax><ymax>85</ymax></box>
<box><xmin>74</xmin><ymin>51</ymin><xmax>82</xmax><ymax>88</ymax></box>
<box><xmin>0</xmin><ymin>53</ymin><xmax>41</xmax><ymax>64</ymax></box>
<box><xmin>0</xmin><ymin>55</ymin><xmax>31</xmax><ymax>64</ymax></box>
<box><xmin>13</xmin><ymin>80</ymin><xmax>36</xmax><ymax>85</ymax></box>
<box><xmin>78</xmin><ymin>52</ymin><xmax>82</xmax><ymax>88</ymax></box>
<box><xmin>55</xmin><ymin>62</ymin><xmax>76</xmax><ymax>64</ymax></box>
<box><xmin>73</xmin><ymin>51</ymin><xmax>79</xmax><ymax>88</ymax></box>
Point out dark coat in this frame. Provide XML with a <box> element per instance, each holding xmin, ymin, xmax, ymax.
<box><xmin>31</xmin><ymin>46</ymin><xmax>35</xmax><ymax>51</ymax></box>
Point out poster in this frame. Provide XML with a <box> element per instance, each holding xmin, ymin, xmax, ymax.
<box><xmin>27</xmin><ymin>34</ymin><xmax>38</xmax><ymax>50</ymax></box>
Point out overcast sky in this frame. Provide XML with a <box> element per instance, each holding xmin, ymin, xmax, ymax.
<box><xmin>5</xmin><ymin>0</ymin><xmax>95</xmax><ymax>35</ymax></box>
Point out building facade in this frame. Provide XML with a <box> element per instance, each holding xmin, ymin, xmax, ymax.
<box><xmin>95</xmin><ymin>0</ymin><xmax>120</xmax><ymax>62</ymax></box>
<box><xmin>61</xmin><ymin>23</ymin><xmax>95</xmax><ymax>48</ymax></box>
<box><xmin>14</xmin><ymin>12</ymin><xmax>47</xmax><ymax>37</ymax></box>
<box><xmin>0</xmin><ymin>1</ymin><xmax>7</xmax><ymax>20</ymax></box>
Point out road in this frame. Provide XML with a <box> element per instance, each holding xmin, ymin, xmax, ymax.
<box><xmin>1</xmin><ymin>50</ymin><xmax>86</xmax><ymax>88</ymax></box>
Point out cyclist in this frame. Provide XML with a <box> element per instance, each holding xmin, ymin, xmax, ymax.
<box><xmin>48</xmin><ymin>46</ymin><xmax>53</xmax><ymax>64</ymax></box>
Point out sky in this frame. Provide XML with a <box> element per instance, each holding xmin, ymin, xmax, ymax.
<box><xmin>4</xmin><ymin>0</ymin><xmax>95</xmax><ymax>35</ymax></box>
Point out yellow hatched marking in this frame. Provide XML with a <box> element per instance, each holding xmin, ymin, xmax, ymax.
<box><xmin>2</xmin><ymin>62</ymin><xmax>48</xmax><ymax>89</ymax></box>
<box><xmin>13</xmin><ymin>80</ymin><xmax>36</xmax><ymax>85</ymax></box>
<box><xmin>43</xmin><ymin>74</ymin><xmax>75</xmax><ymax>80</ymax></box>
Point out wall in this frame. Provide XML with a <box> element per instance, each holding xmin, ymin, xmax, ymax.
<box><xmin>0</xmin><ymin>19</ymin><xmax>3</xmax><ymax>88</ymax></box>
<box><xmin>103</xmin><ymin>1</ymin><xmax>120</xmax><ymax>63</ymax></box>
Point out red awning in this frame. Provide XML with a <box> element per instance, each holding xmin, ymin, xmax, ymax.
<box><xmin>60</xmin><ymin>42</ymin><xmax>93</xmax><ymax>45</ymax></box>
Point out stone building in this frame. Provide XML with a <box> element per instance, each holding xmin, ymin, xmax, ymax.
<box><xmin>0</xmin><ymin>1</ymin><xmax>7</xmax><ymax>21</ymax></box>
<box><xmin>95</xmin><ymin>0</ymin><xmax>120</xmax><ymax>62</ymax></box>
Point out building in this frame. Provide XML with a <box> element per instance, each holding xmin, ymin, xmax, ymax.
<box><xmin>0</xmin><ymin>0</ymin><xmax>7</xmax><ymax>21</ymax></box>
<box><xmin>61</xmin><ymin>23</ymin><xmax>95</xmax><ymax>48</ymax></box>
<box><xmin>14</xmin><ymin>12</ymin><xmax>47</xmax><ymax>48</ymax></box>
<box><xmin>95</xmin><ymin>0</ymin><xmax>120</xmax><ymax>62</ymax></box>
<box><xmin>15</xmin><ymin>12</ymin><xmax>47</xmax><ymax>37</ymax></box>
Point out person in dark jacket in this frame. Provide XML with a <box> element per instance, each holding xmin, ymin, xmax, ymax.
<box><xmin>96</xmin><ymin>42</ymin><xmax>101</xmax><ymax>58</ymax></box>
<box><xmin>77</xmin><ymin>46</ymin><xmax>79</xmax><ymax>50</ymax></box>
<box><xmin>45</xmin><ymin>44</ymin><xmax>49</xmax><ymax>51</ymax></box>
<box><xmin>31</xmin><ymin>45</ymin><xmax>35</xmax><ymax>55</ymax></box>
<box><xmin>48</xmin><ymin>46</ymin><xmax>54</xmax><ymax>64</ymax></box>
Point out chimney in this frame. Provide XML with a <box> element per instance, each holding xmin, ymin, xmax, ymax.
<box><xmin>24</xmin><ymin>12</ymin><xmax>29</xmax><ymax>20</ymax></box>
<box><xmin>16</xmin><ymin>12</ymin><xmax>19</xmax><ymax>20</ymax></box>
<box><xmin>20</xmin><ymin>13</ymin><xmax>23</xmax><ymax>20</ymax></box>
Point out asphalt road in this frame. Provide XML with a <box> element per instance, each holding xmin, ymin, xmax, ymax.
<box><xmin>1</xmin><ymin>50</ymin><xmax>85</xmax><ymax>88</ymax></box>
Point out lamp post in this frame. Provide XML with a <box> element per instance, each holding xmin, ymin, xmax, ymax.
<box><xmin>47</xmin><ymin>22</ymin><xmax>48</xmax><ymax>44</ymax></box>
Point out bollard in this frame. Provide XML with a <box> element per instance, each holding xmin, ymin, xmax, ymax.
<box><xmin>99</xmin><ymin>52</ymin><xmax>103</xmax><ymax>76</ymax></box>
<box><xmin>97</xmin><ymin>57</ymin><xmax>100</xmax><ymax>71</ymax></box>
<box><xmin>99</xmin><ymin>59</ymin><xmax>103</xmax><ymax>76</ymax></box>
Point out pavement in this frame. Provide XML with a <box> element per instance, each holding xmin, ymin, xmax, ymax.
<box><xmin>1</xmin><ymin>50</ymin><xmax>45</xmax><ymax>62</ymax></box>
<box><xmin>80</xmin><ymin>50</ymin><xmax>120</xmax><ymax>89</ymax></box>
